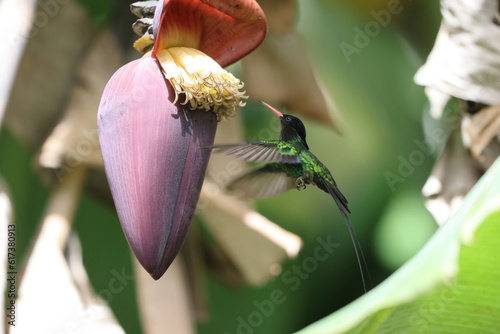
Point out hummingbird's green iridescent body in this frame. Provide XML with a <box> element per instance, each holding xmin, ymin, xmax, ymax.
<box><xmin>208</xmin><ymin>102</ymin><xmax>368</xmax><ymax>291</ymax></box>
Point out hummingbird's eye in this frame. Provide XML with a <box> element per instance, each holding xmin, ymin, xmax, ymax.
<box><xmin>286</xmin><ymin>116</ymin><xmax>292</xmax><ymax>121</ymax></box>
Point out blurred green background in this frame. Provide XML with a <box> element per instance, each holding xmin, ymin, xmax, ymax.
<box><xmin>0</xmin><ymin>0</ymin><xmax>442</xmax><ymax>333</ymax></box>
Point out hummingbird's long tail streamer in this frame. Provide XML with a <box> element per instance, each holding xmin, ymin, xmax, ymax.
<box><xmin>339</xmin><ymin>208</ymin><xmax>370</xmax><ymax>293</ymax></box>
<box><xmin>323</xmin><ymin>182</ymin><xmax>371</xmax><ymax>293</ymax></box>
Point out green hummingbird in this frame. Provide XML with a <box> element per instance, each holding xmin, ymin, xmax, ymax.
<box><xmin>208</xmin><ymin>102</ymin><xmax>369</xmax><ymax>292</ymax></box>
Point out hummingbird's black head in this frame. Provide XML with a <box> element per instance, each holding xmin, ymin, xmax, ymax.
<box><xmin>259</xmin><ymin>101</ymin><xmax>309</xmax><ymax>149</ymax></box>
<box><xmin>280</xmin><ymin>114</ymin><xmax>309</xmax><ymax>149</ymax></box>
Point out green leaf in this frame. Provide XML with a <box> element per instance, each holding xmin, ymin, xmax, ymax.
<box><xmin>296</xmin><ymin>158</ymin><xmax>500</xmax><ymax>334</ymax></box>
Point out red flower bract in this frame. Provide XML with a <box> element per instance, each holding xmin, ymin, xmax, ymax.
<box><xmin>98</xmin><ymin>56</ymin><xmax>216</xmax><ymax>278</ymax></box>
<box><xmin>153</xmin><ymin>0</ymin><xmax>266</xmax><ymax>67</ymax></box>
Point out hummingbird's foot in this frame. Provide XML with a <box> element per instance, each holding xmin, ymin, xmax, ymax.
<box><xmin>296</xmin><ymin>177</ymin><xmax>307</xmax><ymax>191</ymax></box>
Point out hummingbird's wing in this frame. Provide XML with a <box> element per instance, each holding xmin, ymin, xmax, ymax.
<box><xmin>227</xmin><ymin>165</ymin><xmax>297</xmax><ymax>199</ymax></box>
<box><xmin>206</xmin><ymin>142</ymin><xmax>301</xmax><ymax>164</ymax></box>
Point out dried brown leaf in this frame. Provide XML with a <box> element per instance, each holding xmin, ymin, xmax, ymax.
<box><xmin>466</xmin><ymin>105</ymin><xmax>500</xmax><ymax>170</ymax></box>
<box><xmin>422</xmin><ymin>128</ymin><xmax>482</xmax><ymax>225</ymax></box>
<box><xmin>0</xmin><ymin>0</ymin><xmax>37</xmax><ymax>125</ymax></box>
<box><xmin>4</xmin><ymin>0</ymin><xmax>96</xmax><ymax>149</ymax></box>
<box><xmin>199</xmin><ymin>183</ymin><xmax>302</xmax><ymax>286</ymax></box>
<box><xmin>257</xmin><ymin>0</ymin><xmax>296</xmax><ymax>35</ymax></box>
<box><xmin>415</xmin><ymin>0</ymin><xmax>500</xmax><ymax>105</ymax></box>
<box><xmin>243</xmin><ymin>31</ymin><xmax>337</xmax><ymax>128</ymax></box>
<box><xmin>38</xmin><ymin>30</ymin><xmax>122</xmax><ymax>172</ymax></box>
<box><xmin>13</xmin><ymin>167</ymin><xmax>124</xmax><ymax>333</ymax></box>
<box><xmin>135</xmin><ymin>257</ymin><xmax>195</xmax><ymax>334</ymax></box>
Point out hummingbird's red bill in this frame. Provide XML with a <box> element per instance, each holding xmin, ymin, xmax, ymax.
<box><xmin>260</xmin><ymin>101</ymin><xmax>283</xmax><ymax>117</ymax></box>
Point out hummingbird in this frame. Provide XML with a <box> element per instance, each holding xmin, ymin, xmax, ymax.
<box><xmin>208</xmin><ymin>102</ymin><xmax>369</xmax><ymax>292</ymax></box>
